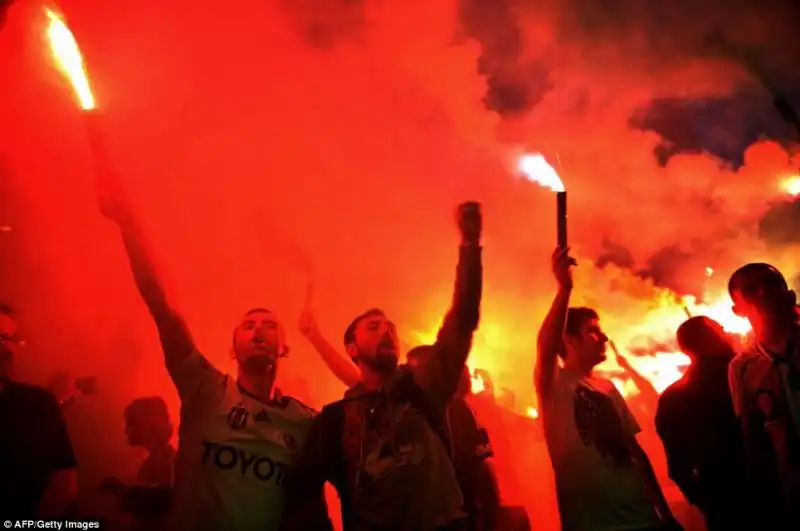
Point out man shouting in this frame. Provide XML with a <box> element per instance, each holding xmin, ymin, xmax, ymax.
<box><xmin>281</xmin><ymin>202</ymin><xmax>484</xmax><ymax>531</ymax></box>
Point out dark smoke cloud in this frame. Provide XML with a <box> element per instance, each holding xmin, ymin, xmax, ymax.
<box><xmin>277</xmin><ymin>0</ymin><xmax>366</xmax><ymax>49</ymax></box>
<box><xmin>557</xmin><ymin>0</ymin><xmax>800</xmax><ymax>167</ymax></box>
<box><xmin>457</xmin><ymin>0</ymin><xmax>553</xmax><ymax>117</ymax></box>
<box><xmin>759</xmin><ymin>199</ymin><xmax>800</xmax><ymax>247</ymax></box>
<box><xmin>630</xmin><ymin>92</ymin><xmax>800</xmax><ymax>168</ymax></box>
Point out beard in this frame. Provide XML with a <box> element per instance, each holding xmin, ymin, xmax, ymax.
<box><xmin>357</xmin><ymin>350</ymin><xmax>398</xmax><ymax>374</ymax></box>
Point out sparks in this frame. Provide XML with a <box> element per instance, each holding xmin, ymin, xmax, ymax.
<box><xmin>45</xmin><ymin>9</ymin><xmax>95</xmax><ymax>110</ymax></box>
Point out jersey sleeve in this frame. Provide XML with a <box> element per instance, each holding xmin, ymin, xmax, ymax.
<box><xmin>167</xmin><ymin>350</ymin><xmax>226</xmax><ymax>411</ymax></box>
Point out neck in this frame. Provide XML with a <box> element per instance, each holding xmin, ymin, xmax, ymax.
<box><xmin>758</xmin><ymin>318</ymin><xmax>795</xmax><ymax>350</ymax></box>
<box><xmin>563</xmin><ymin>358</ymin><xmax>593</xmax><ymax>377</ymax></box>
<box><xmin>237</xmin><ymin>371</ymin><xmax>276</xmax><ymax>402</ymax></box>
<box><xmin>360</xmin><ymin>366</ymin><xmax>392</xmax><ymax>392</ymax></box>
<box><xmin>146</xmin><ymin>440</ymin><xmax>171</xmax><ymax>454</ymax></box>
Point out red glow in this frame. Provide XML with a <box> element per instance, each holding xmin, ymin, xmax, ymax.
<box><xmin>0</xmin><ymin>1</ymin><xmax>797</xmax><ymax>529</ymax></box>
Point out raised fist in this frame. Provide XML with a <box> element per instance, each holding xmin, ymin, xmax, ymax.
<box><xmin>551</xmin><ymin>247</ymin><xmax>576</xmax><ymax>290</ymax></box>
<box><xmin>297</xmin><ymin>283</ymin><xmax>318</xmax><ymax>338</ymax></box>
<box><xmin>456</xmin><ymin>201</ymin><xmax>481</xmax><ymax>244</ymax></box>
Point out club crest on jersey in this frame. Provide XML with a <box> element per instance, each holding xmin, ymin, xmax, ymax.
<box><xmin>227</xmin><ymin>402</ymin><xmax>250</xmax><ymax>430</ymax></box>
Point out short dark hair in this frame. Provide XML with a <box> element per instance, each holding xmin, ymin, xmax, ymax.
<box><xmin>124</xmin><ymin>396</ymin><xmax>172</xmax><ymax>444</ymax></box>
<box><xmin>676</xmin><ymin>316</ymin><xmax>732</xmax><ymax>359</ymax></box>
<box><xmin>565</xmin><ymin>307</ymin><xmax>598</xmax><ymax>337</ymax></box>
<box><xmin>559</xmin><ymin>307</ymin><xmax>599</xmax><ymax>359</ymax></box>
<box><xmin>728</xmin><ymin>263</ymin><xmax>787</xmax><ymax>297</ymax></box>
<box><xmin>343</xmin><ymin>308</ymin><xmax>385</xmax><ymax>347</ymax></box>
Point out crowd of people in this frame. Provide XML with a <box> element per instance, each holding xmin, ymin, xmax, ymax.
<box><xmin>2</xmin><ymin>160</ymin><xmax>800</xmax><ymax>531</ymax></box>
<box><xmin>4</xmin><ymin>1</ymin><xmax>800</xmax><ymax>529</ymax></box>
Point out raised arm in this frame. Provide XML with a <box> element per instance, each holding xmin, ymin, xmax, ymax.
<box><xmin>96</xmin><ymin>164</ymin><xmax>220</xmax><ymax>401</ymax></box>
<box><xmin>535</xmin><ymin>248</ymin><xmax>574</xmax><ymax>401</ymax></box>
<box><xmin>415</xmin><ymin>202</ymin><xmax>483</xmax><ymax>406</ymax></box>
<box><xmin>616</xmin><ymin>348</ymin><xmax>659</xmax><ymax>409</ymax></box>
<box><xmin>298</xmin><ymin>285</ymin><xmax>360</xmax><ymax>388</ymax></box>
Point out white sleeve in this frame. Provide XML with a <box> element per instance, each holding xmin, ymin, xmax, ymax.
<box><xmin>167</xmin><ymin>350</ymin><xmax>226</xmax><ymax>408</ymax></box>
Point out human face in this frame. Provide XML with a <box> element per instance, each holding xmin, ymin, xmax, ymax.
<box><xmin>732</xmin><ymin>273</ymin><xmax>796</xmax><ymax>333</ymax></box>
<box><xmin>232</xmin><ymin>310</ymin><xmax>284</xmax><ymax>375</ymax></box>
<box><xmin>0</xmin><ymin>313</ymin><xmax>20</xmax><ymax>380</ymax></box>
<box><xmin>124</xmin><ymin>417</ymin><xmax>147</xmax><ymax>447</ymax></box>
<box><xmin>566</xmin><ymin>318</ymin><xmax>608</xmax><ymax>369</ymax></box>
<box><xmin>352</xmin><ymin>314</ymin><xmax>399</xmax><ymax>373</ymax></box>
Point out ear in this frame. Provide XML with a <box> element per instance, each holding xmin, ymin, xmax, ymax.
<box><xmin>563</xmin><ymin>334</ymin><xmax>577</xmax><ymax>351</ymax></box>
<box><xmin>345</xmin><ymin>343</ymin><xmax>357</xmax><ymax>360</ymax></box>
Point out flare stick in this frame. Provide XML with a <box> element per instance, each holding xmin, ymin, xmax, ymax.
<box><xmin>557</xmin><ymin>191</ymin><xmax>567</xmax><ymax>249</ymax></box>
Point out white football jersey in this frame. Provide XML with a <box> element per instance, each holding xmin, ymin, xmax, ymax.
<box><xmin>167</xmin><ymin>351</ymin><xmax>315</xmax><ymax>531</ymax></box>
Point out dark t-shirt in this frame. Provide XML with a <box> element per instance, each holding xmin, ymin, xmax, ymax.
<box><xmin>0</xmin><ymin>381</ymin><xmax>77</xmax><ymax>519</ymax></box>
<box><xmin>656</xmin><ymin>363</ymin><xmax>753</xmax><ymax>527</ymax></box>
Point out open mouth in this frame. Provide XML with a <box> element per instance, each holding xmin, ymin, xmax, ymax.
<box><xmin>377</xmin><ymin>345</ymin><xmax>397</xmax><ymax>356</ymax></box>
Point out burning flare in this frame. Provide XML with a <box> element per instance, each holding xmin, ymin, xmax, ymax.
<box><xmin>518</xmin><ymin>153</ymin><xmax>565</xmax><ymax>192</ymax></box>
<box><xmin>780</xmin><ymin>175</ymin><xmax>800</xmax><ymax>197</ymax></box>
<box><xmin>45</xmin><ymin>9</ymin><xmax>95</xmax><ymax>110</ymax></box>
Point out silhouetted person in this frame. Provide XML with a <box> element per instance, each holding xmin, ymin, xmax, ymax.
<box><xmin>656</xmin><ymin>316</ymin><xmax>753</xmax><ymax>531</ymax></box>
<box><xmin>280</xmin><ymin>202</ymin><xmax>483</xmax><ymax>531</ymax></box>
<box><xmin>410</xmin><ymin>354</ymin><xmax>501</xmax><ymax>531</ymax></box>
<box><xmin>535</xmin><ymin>248</ymin><xmax>681</xmax><ymax>531</ymax></box>
<box><xmin>0</xmin><ymin>0</ymin><xmax>16</xmax><ymax>28</ymax></box>
<box><xmin>728</xmin><ymin>263</ymin><xmax>800</xmax><ymax>529</ymax></box>
<box><xmin>102</xmin><ymin>396</ymin><xmax>176</xmax><ymax>531</ymax></box>
<box><xmin>0</xmin><ymin>305</ymin><xmax>78</xmax><ymax>518</ymax></box>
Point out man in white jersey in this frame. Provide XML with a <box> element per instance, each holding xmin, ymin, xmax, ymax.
<box><xmin>96</xmin><ymin>170</ymin><xmax>317</xmax><ymax>531</ymax></box>
<box><xmin>535</xmin><ymin>247</ymin><xmax>681</xmax><ymax>531</ymax></box>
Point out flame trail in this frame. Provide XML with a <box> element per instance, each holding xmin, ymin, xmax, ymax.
<box><xmin>45</xmin><ymin>9</ymin><xmax>95</xmax><ymax>110</ymax></box>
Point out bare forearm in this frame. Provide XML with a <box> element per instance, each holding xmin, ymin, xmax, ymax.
<box><xmin>116</xmin><ymin>215</ymin><xmax>195</xmax><ymax>364</ymax></box>
<box><xmin>307</xmin><ymin>332</ymin><xmax>360</xmax><ymax>388</ymax></box>
<box><xmin>625</xmin><ymin>367</ymin><xmax>659</xmax><ymax>403</ymax></box>
<box><xmin>535</xmin><ymin>287</ymin><xmax>571</xmax><ymax>394</ymax></box>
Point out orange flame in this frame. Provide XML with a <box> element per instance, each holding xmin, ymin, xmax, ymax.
<box><xmin>412</xmin><ymin>269</ymin><xmax>754</xmax><ymax>412</ymax></box>
<box><xmin>45</xmin><ymin>9</ymin><xmax>95</xmax><ymax>110</ymax></box>
<box><xmin>780</xmin><ymin>175</ymin><xmax>800</xmax><ymax>197</ymax></box>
